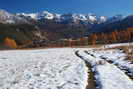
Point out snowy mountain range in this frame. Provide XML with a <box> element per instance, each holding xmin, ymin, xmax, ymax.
<box><xmin>0</xmin><ymin>10</ymin><xmax>29</xmax><ymax>24</ymax></box>
<box><xmin>0</xmin><ymin>9</ymin><xmax>124</xmax><ymax>25</ymax></box>
<box><xmin>17</xmin><ymin>11</ymin><xmax>108</xmax><ymax>24</ymax></box>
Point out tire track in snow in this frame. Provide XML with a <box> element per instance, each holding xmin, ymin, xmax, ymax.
<box><xmin>85</xmin><ymin>51</ymin><xmax>133</xmax><ymax>81</ymax></box>
<box><xmin>77</xmin><ymin>50</ymin><xmax>133</xmax><ymax>89</ymax></box>
<box><xmin>100</xmin><ymin>56</ymin><xmax>133</xmax><ymax>80</ymax></box>
<box><xmin>75</xmin><ymin>51</ymin><xmax>98</xmax><ymax>89</ymax></box>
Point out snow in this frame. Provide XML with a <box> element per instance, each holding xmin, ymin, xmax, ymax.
<box><xmin>72</xmin><ymin>14</ymin><xmax>88</xmax><ymax>21</ymax></box>
<box><xmin>78</xmin><ymin>49</ymin><xmax>133</xmax><ymax>89</ymax></box>
<box><xmin>96</xmin><ymin>63</ymin><xmax>133</xmax><ymax>89</ymax></box>
<box><xmin>0</xmin><ymin>48</ymin><xmax>88</xmax><ymax>89</ymax></box>
<box><xmin>17</xmin><ymin>11</ymin><xmax>55</xmax><ymax>20</ymax></box>
<box><xmin>0</xmin><ymin>10</ymin><xmax>15</xmax><ymax>23</ymax></box>
<box><xmin>103</xmin><ymin>42</ymin><xmax>133</xmax><ymax>48</ymax></box>
<box><xmin>37</xmin><ymin>11</ymin><xmax>54</xmax><ymax>20</ymax></box>
<box><xmin>0</xmin><ymin>10</ymin><xmax>28</xmax><ymax>24</ymax></box>
<box><xmin>19</xmin><ymin>13</ymin><xmax>37</xmax><ymax>19</ymax></box>
<box><xmin>99</xmin><ymin>16</ymin><xmax>107</xmax><ymax>23</ymax></box>
<box><xmin>88</xmin><ymin>15</ymin><xmax>97</xmax><ymax>22</ymax></box>
<box><xmin>89</xmin><ymin>49</ymin><xmax>133</xmax><ymax>77</ymax></box>
<box><xmin>16</xmin><ymin>11</ymin><xmax>109</xmax><ymax>24</ymax></box>
<box><xmin>0</xmin><ymin>46</ymin><xmax>133</xmax><ymax>89</ymax></box>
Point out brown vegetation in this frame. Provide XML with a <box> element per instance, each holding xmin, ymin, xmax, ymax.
<box><xmin>46</xmin><ymin>28</ymin><xmax>133</xmax><ymax>48</ymax></box>
<box><xmin>4</xmin><ymin>37</ymin><xmax>18</xmax><ymax>48</ymax></box>
<box><xmin>120</xmin><ymin>45</ymin><xmax>133</xmax><ymax>62</ymax></box>
<box><xmin>1</xmin><ymin>27</ymin><xmax>133</xmax><ymax>49</ymax></box>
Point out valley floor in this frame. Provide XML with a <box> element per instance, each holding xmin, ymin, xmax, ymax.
<box><xmin>0</xmin><ymin>43</ymin><xmax>133</xmax><ymax>89</ymax></box>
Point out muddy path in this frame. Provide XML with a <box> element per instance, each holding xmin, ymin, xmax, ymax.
<box><xmin>75</xmin><ymin>51</ymin><xmax>96</xmax><ymax>89</ymax></box>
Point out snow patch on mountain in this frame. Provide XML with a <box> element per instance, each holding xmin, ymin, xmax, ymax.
<box><xmin>37</xmin><ymin>11</ymin><xmax>54</xmax><ymax>20</ymax></box>
<box><xmin>99</xmin><ymin>16</ymin><xmax>107</xmax><ymax>23</ymax></box>
<box><xmin>17</xmin><ymin>13</ymin><xmax>37</xmax><ymax>19</ymax></box>
<box><xmin>0</xmin><ymin>9</ymin><xmax>15</xmax><ymax>23</ymax></box>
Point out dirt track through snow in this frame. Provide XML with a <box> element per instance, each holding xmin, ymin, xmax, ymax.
<box><xmin>76</xmin><ymin>49</ymin><xmax>133</xmax><ymax>89</ymax></box>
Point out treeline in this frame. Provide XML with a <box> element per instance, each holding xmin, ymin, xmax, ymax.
<box><xmin>46</xmin><ymin>28</ymin><xmax>133</xmax><ymax>47</ymax></box>
<box><xmin>88</xmin><ymin>28</ymin><xmax>133</xmax><ymax>45</ymax></box>
<box><xmin>1</xmin><ymin>26</ymin><xmax>133</xmax><ymax>49</ymax></box>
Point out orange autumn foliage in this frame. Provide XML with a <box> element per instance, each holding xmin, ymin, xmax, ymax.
<box><xmin>91</xmin><ymin>34</ymin><xmax>97</xmax><ymax>46</ymax></box>
<box><xmin>4</xmin><ymin>37</ymin><xmax>18</xmax><ymax>48</ymax></box>
<box><xmin>111</xmin><ymin>32</ymin><xmax>117</xmax><ymax>42</ymax></box>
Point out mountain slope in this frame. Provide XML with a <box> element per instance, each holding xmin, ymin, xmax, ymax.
<box><xmin>0</xmin><ymin>23</ymin><xmax>44</xmax><ymax>45</ymax></box>
<box><xmin>91</xmin><ymin>15</ymin><xmax>133</xmax><ymax>33</ymax></box>
<box><xmin>0</xmin><ymin>9</ymin><xmax>31</xmax><ymax>24</ymax></box>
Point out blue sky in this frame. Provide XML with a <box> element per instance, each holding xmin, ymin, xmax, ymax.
<box><xmin>0</xmin><ymin>0</ymin><xmax>133</xmax><ymax>16</ymax></box>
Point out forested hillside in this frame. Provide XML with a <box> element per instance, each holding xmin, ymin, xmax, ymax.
<box><xmin>0</xmin><ymin>23</ymin><xmax>45</xmax><ymax>49</ymax></box>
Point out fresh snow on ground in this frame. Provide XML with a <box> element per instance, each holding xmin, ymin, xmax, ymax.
<box><xmin>0</xmin><ymin>48</ymin><xmax>88</xmax><ymax>89</ymax></box>
<box><xmin>89</xmin><ymin>49</ymin><xmax>133</xmax><ymax>76</ymax></box>
<box><xmin>78</xmin><ymin>49</ymin><xmax>133</xmax><ymax>89</ymax></box>
<box><xmin>0</xmin><ymin>45</ymin><xmax>133</xmax><ymax>89</ymax></box>
<box><xmin>103</xmin><ymin>42</ymin><xmax>133</xmax><ymax>48</ymax></box>
<box><xmin>96</xmin><ymin>63</ymin><xmax>133</xmax><ymax>89</ymax></box>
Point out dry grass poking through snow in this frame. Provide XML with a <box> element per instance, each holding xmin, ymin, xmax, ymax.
<box><xmin>117</xmin><ymin>46</ymin><xmax>133</xmax><ymax>62</ymax></box>
<box><xmin>104</xmin><ymin>44</ymin><xmax>133</xmax><ymax>62</ymax></box>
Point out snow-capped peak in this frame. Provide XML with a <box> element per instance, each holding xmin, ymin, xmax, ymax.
<box><xmin>72</xmin><ymin>14</ymin><xmax>88</xmax><ymax>21</ymax></box>
<box><xmin>88</xmin><ymin>15</ymin><xmax>97</xmax><ymax>22</ymax></box>
<box><xmin>0</xmin><ymin>9</ymin><xmax>15</xmax><ymax>23</ymax></box>
<box><xmin>0</xmin><ymin>9</ymin><xmax>13</xmax><ymax>17</ymax></box>
<box><xmin>99</xmin><ymin>16</ymin><xmax>107</xmax><ymax>23</ymax></box>
<box><xmin>17</xmin><ymin>11</ymin><xmax>55</xmax><ymax>20</ymax></box>
<box><xmin>17</xmin><ymin>13</ymin><xmax>37</xmax><ymax>19</ymax></box>
<box><xmin>37</xmin><ymin>11</ymin><xmax>54</xmax><ymax>20</ymax></box>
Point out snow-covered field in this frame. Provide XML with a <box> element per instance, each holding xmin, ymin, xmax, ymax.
<box><xmin>0</xmin><ymin>48</ymin><xmax>88</xmax><ymax>89</ymax></box>
<box><xmin>77</xmin><ymin>48</ymin><xmax>133</xmax><ymax>89</ymax></box>
<box><xmin>0</xmin><ymin>43</ymin><xmax>133</xmax><ymax>89</ymax></box>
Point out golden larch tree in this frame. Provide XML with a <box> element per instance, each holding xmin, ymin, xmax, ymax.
<box><xmin>4</xmin><ymin>37</ymin><xmax>18</xmax><ymax>48</ymax></box>
<box><xmin>91</xmin><ymin>34</ymin><xmax>97</xmax><ymax>46</ymax></box>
